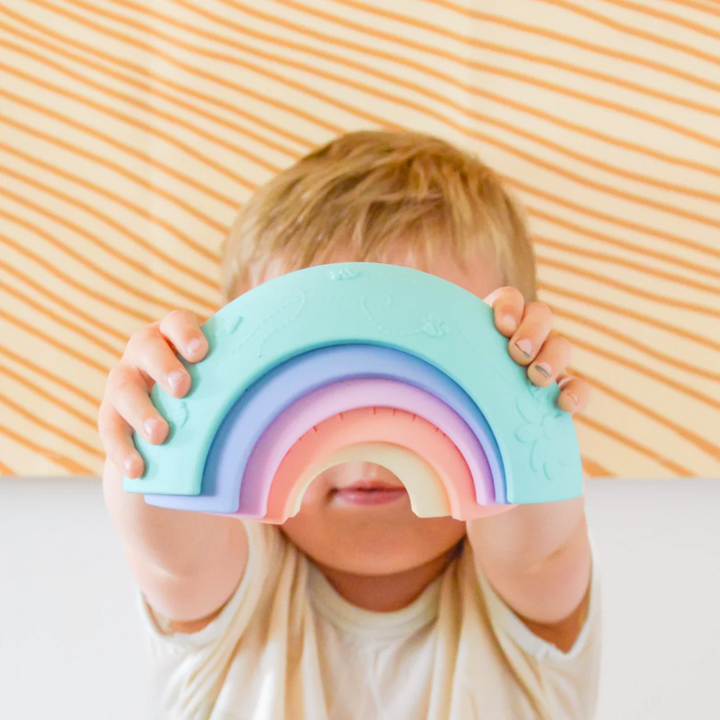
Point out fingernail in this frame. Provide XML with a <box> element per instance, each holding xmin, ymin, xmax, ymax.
<box><xmin>144</xmin><ymin>418</ymin><xmax>160</xmax><ymax>437</ymax></box>
<box><xmin>186</xmin><ymin>338</ymin><xmax>204</xmax><ymax>356</ymax></box>
<box><xmin>514</xmin><ymin>338</ymin><xmax>533</xmax><ymax>358</ymax></box>
<box><xmin>533</xmin><ymin>362</ymin><xmax>552</xmax><ymax>379</ymax></box>
<box><xmin>501</xmin><ymin>314</ymin><xmax>517</xmax><ymax>332</ymax></box>
<box><xmin>168</xmin><ymin>371</ymin><xmax>185</xmax><ymax>392</ymax></box>
<box><xmin>565</xmin><ymin>392</ymin><xmax>579</xmax><ymax>406</ymax></box>
<box><xmin>123</xmin><ymin>455</ymin><xmax>138</xmax><ymax>476</ymax></box>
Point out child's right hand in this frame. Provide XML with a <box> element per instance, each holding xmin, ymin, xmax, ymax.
<box><xmin>98</xmin><ymin>310</ymin><xmax>209</xmax><ymax>479</ymax></box>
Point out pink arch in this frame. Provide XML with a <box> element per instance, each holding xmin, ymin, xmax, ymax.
<box><xmin>262</xmin><ymin>406</ymin><xmax>514</xmax><ymax>523</ymax></box>
<box><xmin>235</xmin><ymin>378</ymin><xmax>501</xmax><ymax>520</ymax></box>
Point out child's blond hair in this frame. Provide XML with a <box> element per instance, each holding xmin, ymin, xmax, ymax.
<box><xmin>221</xmin><ymin>130</ymin><xmax>538</xmax><ymax>303</ymax></box>
<box><xmin>219</xmin><ymin>130</ymin><xmax>552</xmax><ymax>720</ymax></box>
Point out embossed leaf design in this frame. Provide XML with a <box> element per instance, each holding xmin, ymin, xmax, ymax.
<box><xmin>515</xmin><ymin>424</ymin><xmax>544</xmax><ymax>442</ymax></box>
<box><xmin>329</xmin><ymin>267</ymin><xmax>359</xmax><ymax>281</ymax></box>
<box><xmin>421</xmin><ymin>314</ymin><xmax>449</xmax><ymax>337</ymax></box>
<box><xmin>168</xmin><ymin>400</ymin><xmax>188</xmax><ymax>428</ymax></box>
<box><xmin>222</xmin><ymin>314</ymin><xmax>242</xmax><ymax>334</ymax></box>
<box><xmin>530</xmin><ymin>438</ymin><xmax>549</xmax><ymax>473</ymax></box>
<box><xmin>256</xmin><ymin>292</ymin><xmax>306</xmax><ymax>358</ymax></box>
<box><xmin>544</xmin><ymin>456</ymin><xmax>573</xmax><ymax>482</ymax></box>
<box><xmin>542</xmin><ymin>412</ymin><xmax>564</xmax><ymax>440</ymax></box>
<box><xmin>516</xmin><ymin>394</ymin><xmax>543</xmax><ymax>425</ymax></box>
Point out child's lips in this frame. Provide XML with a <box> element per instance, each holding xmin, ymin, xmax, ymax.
<box><xmin>332</xmin><ymin>481</ymin><xmax>408</xmax><ymax>506</ymax></box>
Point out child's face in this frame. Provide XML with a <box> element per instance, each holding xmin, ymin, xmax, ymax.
<box><xmin>244</xmin><ymin>247</ymin><xmax>503</xmax><ymax>577</ymax></box>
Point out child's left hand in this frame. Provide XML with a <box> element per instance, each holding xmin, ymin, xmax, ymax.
<box><xmin>483</xmin><ymin>287</ymin><xmax>591</xmax><ymax>416</ymax></box>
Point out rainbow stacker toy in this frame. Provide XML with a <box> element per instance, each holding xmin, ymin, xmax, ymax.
<box><xmin>123</xmin><ymin>262</ymin><xmax>582</xmax><ymax>522</ymax></box>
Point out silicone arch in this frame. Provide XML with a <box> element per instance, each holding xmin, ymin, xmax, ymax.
<box><xmin>234</xmin><ymin>377</ymin><xmax>496</xmax><ymax>518</ymax></box>
<box><xmin>265</xmin><ymin>407</ymin><xmax>514</xmax><ymax>523</ymax></box>
<box><xmin>282</xmin><ymin>441</ymin><xmax>449</xmax><ymax>521</ymax></box>
<box><xmin>144</xmin><ymin>345</ymin><xmax>505</xmax><ymax>513</ymax></box>
<box><xmin>126</xmin><ymin>262</ymin><xmax>582</xmax><ymax>507</ymax></box>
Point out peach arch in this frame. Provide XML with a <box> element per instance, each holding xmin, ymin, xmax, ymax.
<box><xmin>264</xmin><ymin>407</ymin><xmax>513</xmax><ymax>523</ymax></box>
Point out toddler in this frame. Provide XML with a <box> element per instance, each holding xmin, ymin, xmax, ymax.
<box><xmin>100</xmin><ymin>130</ymin><xmax>600</xmax><ymax>720</ymax></box>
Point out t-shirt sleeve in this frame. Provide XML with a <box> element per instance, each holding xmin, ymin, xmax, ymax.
<box><xmin>473</xmin><ymin>531</ymin><xmax>602</xmax><ymax>719</ymax></box>
<box><xmin>135</xmin><ymin>520</ymin><xmax>285</xmax><ymax>717</ymax></box>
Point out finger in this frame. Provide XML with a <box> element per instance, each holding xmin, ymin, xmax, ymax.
<box><xmin>106</xmin><ymin>364</ymin><xmax>169</xmax><ymax>445</ymax></box>
<box><xmin>158</xmin><ymin>310</ymin><xmax>208</xmax><ymax>363</ymax></box>
<box><xmin>527</xmin><ymin>335</ymin><xmax>572</xmax><ymax>387</ymax></box>
<box><xmin>483</xmin><ymin>286</ymin><xmax>525</xmax><ymax>337</ymax></box>
<box><xmin>126</xmin><ymin>324</ymin><xmax>192</xmax><ymax>398</ymax></box>
<box><xmin>508</xmin><ymin>301</ymin><xmax>553</xmax><ymax>366</ymax></box>
<box><xmin>98</xmin><ymin>400</ymin><xmax>145</xmax><ymax>478</ymax></box>
<box><xmin>555</xmin><ymin>375</ymin><xmax>591</xmax><ymax>415</ymax></box>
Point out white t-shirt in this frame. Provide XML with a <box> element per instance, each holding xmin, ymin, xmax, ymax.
<box><xmin>139</xmin><ymin>521</ymin><xmax>601</xmax><ymax>720</ymax></box>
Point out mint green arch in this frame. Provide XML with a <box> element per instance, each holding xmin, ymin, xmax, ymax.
<box><xmin>124</xmin><ymin>262</ymin><xmax>582</xmax><ymax>505</ymax></box>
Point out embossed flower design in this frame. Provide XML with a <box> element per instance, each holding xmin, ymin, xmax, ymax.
<box><xmin>514</xmin><ymin>384</ymin><xmax>572</xmax><ymax>481</ymax></box>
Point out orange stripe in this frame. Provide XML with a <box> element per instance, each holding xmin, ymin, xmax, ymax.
<box><xmin>0</xmin><ymin>308</ymin><xmax>110</xmax><ymax>375</ymax></box>
<box><xmin>537</xmin><ymin>0</ymin><xmax>720</xmax><ymax>66</ymax></box>
<box><xmin>580</xmin><ymin>457</ymin><xmax>615</xmax><ymax>478</ymax></box>
<box><xmin>0</xmin><ymin>233</ymin><xmax>156</xmax><ymax>325</ymax></box>
<box><xmin>0</xmin><ymin>362</ymin><xmax>97</xmax><ymax>428</ymax></box>
<box><xmin>1</xmin><ymin>144</ymin><xmax>219</xmax><ymax>303</ymax></box>
<box><xmin>119</xmin><ymin>0</ymin><xmax>720</xmax><ymax>198</ymax></box>
<box><xmin>548</xmin><ymin>304</ymin><xmax>720</xmax><ymax>384</ymax></box>
<box><xmin>425</xmin><ymin>0</ymin><xmax>720</xmax><ymax>93</ymax></box>
<box><xmin>0</xmin><ymin>258</ymin><xmax>128</xmax><ymax>345</ymax></box>
<box><xmin>281</xmin><ymin>0</ymin><xmax>720</xmax><ymax>184</ymax></box>
<box><xmin>1</xmin><ymin>192</ymin><xmax>202</xmax><ymax>315</ymax></box>
<box><xmin>568</xmin><ymin>365</ymin><xmax>720</xmax><ymax>462</ymax></box>
<box><xmin>315</xmin><ymin>0</ymin><xmax>720</xmax><ymax>122</ymax></box>
<box><xmin>0</xmin><ymin>460</ymin><xmax>16</xmax><ymax>475</ymax></box>
<box><xmin>562</xmin><ymin>331</ymin><xmax>720</xmax><ymax>412</ymax></box>
<box><xmin>0</xmin><ymin>395</ymin><xmax>103</xmax><ymax>458</ymax></box>
<box><xmin>14</xmin><ymin>1</ymin><xmax>343</xmax><ymax>137</ymax></box>
<box><xmin>0</xmin><ymin>57</ymin><xmax>265</xmax><ymax>190</ymax></box>
<box><xmin>535</xmin><ymin>236</ymin><xmax>720</xmax><ymax>296</ymax></box>
<box><xmin>532</xmin><ymin>235</ymin><xmax>720</xmax><ymax>295</ymax></box>
<box><xmin>0</xmin><ymin>11</ymin><xmax>314</xmax><ymax>153</ymax></box>
<box><xmin>573</xmin><ymin>414</ymin><xmax>695</xmax><ymax>476</ymax></box>
<box><xmin>598</xmin><ymin>0</ymin><xmax>720</xmax><ymax>40</ymax></box>
<box><xmin>515</xmin><ymin>179</ymin><xmax>720</xmax><ymax>261</ymax></box>
<box><xmin>540</xmin><ymin>256</ymin><xmax>720</xmax><ymax>318</ymax></box>
<box><xmin>51</xmin><ymin>0</ymin><xmax>379</xmax><ymax>130</ymax></box>
<box><xmin>539</xmin><ymin>282</ymin><xmax>720</xmax><ymax>353</ymax></box>
<box><xmin>660</xmin><ymin>0</ymin><xmax>720</xmax><ymax>17</ymax></box>
<box><xmin>528</xmin><ymin>206</ymin><xmax>720</xmax><ymax>280</ymax></box>
<box><xmin>56</xmin><ymin>0</ymin><xmax>720</xmax><ymax>242</ymax></box>
<box><xmin>1</xmin><ymin>39</ymin><xmax>279</xmax><ymax>175</ymax></box>
<box><xmin>37</xmin><ymin>0</ymin><xmax>720</xmax><ymax>266</ymax></box>
<box><xmin>0</xmin><ymin>84</ymin><xmax>240</xmax><ymax>213</ymax></box>
<box><xmin>0</xmin><ymin>344</ymin><xmax>98</xmax><ymax>405</ymax></box>
<box><xmin>1</xmin><ymin>280</ymin><xmax>122</xmax><ymax>359</ymax></box>
<box><xmin>0</xmin><ymin>115</ymin><xmax>227</xmax><ymax>251</ymax></box>
<box><xmin>0</xmin><ymin>423</ymin><xmax>94</xmax><ymax>475</ymax></box>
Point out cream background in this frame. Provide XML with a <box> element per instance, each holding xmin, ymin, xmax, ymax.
<box><xmin>1</xmin><ymin>0</ymin><xmax>719</xmax><ymax>479</ymax></box>
<box><xmin>2</xmin><ymin>476</ymin><xmax>718</xmax><ymax>719</ymax></box>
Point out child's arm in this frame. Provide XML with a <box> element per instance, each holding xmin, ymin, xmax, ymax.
<box><xmin>99</xmin><ymin>310</ymin><xmax>248</xmax><ymax>631</ymax></box>
<box><xmin>467</xmin><ymin>289</ymin><xmax>593</xmax><ymax>652</ymax></box>
<box><xmin>467</xmin><ymin>496</ymin><xmax>591</xmax><ymax>652</ymax></box>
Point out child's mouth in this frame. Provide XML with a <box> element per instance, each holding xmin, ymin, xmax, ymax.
<box><xmin>332</xmin><ymin>481</ymin><xmax>408</xmax><ymax>506</ymax></box>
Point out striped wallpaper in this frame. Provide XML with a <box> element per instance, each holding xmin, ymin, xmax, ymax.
<box><xmin>1</xmin><ymin>0</ymin><xmax>719</xmax><ymax>480</ymax></box>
